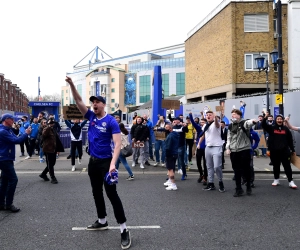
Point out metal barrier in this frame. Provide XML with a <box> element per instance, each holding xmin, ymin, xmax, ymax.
<box><xmin>59</xmin><ymin>129</ymin><xmax>88</xmax><ymax>149</ymax></box>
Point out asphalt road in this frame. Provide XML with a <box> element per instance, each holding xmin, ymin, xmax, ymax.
<box><xmin>1</xmin><ymin>169</ymin><xmax>300</xmax><ymax>250</ymax></box>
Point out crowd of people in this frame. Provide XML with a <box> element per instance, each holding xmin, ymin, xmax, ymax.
<box><xmin>1</xmin><ymin>77</ymin><xmax>300</xmax><ymax>249</ymax></box>
<box><xmin>125</xmin><ymin>108</ymin><xmax>298</xmax><ymax>197</ymax></box>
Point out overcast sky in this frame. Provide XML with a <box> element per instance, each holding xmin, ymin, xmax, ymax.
<box><xmin>0</xmin><ymin>0</ymin><xmax>223</xmax><ymax>98</ymax></box>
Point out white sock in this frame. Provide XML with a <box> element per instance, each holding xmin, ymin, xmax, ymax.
<box><xmin>120</xmin><ymin>223</ymin><xmax>127</xmax><ymax>233</ymax></box>
<box><xmin>98</xmin><ymin>218</ymin><xmax>106</xmax><ymax>224</ymax></box>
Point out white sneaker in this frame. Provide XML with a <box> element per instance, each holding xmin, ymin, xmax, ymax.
<box><xmin>154</xmin><ymin>162</ymin><xmax>159</xmax><ymax>166</ymax></box>
<box><xmin>164</xmin><ymin>179</ymin><xmax>172</xmax><ymax>187</ymax></box>
<box><xmin>25</xmin><ymin>156</ymin><xmax>31</xmax><ymax>160</ymax></box>
<box><xmin>71</xmin><ymin>166</ymin><xmax>76</xmax><ymax>172</ymax></box>
<box><xmin>140</xmin><ymin>163</ymin><xmax>145</xmax><ymax>169</ymax></box>
<box><xmin>289</xmin><ymin>181</ymin><xmax>297</xmax><ymax>189</ymax></box>
<box><xmin>166</xmin><ymin>184</ymin><xmax>177</xmax><ymax>191</ymax></box>
<box><xmin>178</xmin><ymin>169</ymin><xmax>183</xmax><ymax>175</ymax></box>
<box><xmin>272</xmin><ymin>179</ymin><xmax>280</xmax><ymax>186</ymax></box>
<box><xmin>132</xmin><ymin>162</ymin><xmax>135</xmax><ymax>167</ymax></box>
<box><xmin>161</xmin><ymin>162</ymin><xmax>165</xmax><ymax>167</ymax></box>
<box><xmin>78</xmin><ymin>158</ymin><xmax>82</xmax><ymax>165</ymax></box>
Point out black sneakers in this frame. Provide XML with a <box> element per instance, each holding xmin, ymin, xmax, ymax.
<box><xmin>219</xmin><ymin>181</ymin><xmax>225</xmax><ymax>193</ymax></box>
<box><xmin>39</xmin><ymin>174</ymin><xmax>50</xmax><ymax>181</ymax></box>
<box><xmin>121</xmin><ymin>229</ymin><xmax>131</xmax><ymax>249</ymax></box>
<box><xmin>144</xmin><ymin>161</ymin><xmax>151</xmax><ymax>166</ymax></box>
<box><xmin>126</xmin><ymin>175</ymin><xmax>134</xmax><ymax>181</ymax></box>
<box><xmin>51</xmin><ymin>177</ymin><xmax>58</xmax><ymax>184</ymax></box>
<box><xmin>203</xmin><ymin>183</ymin><xmax>215</xmax><ymax>191</ymax></box>
<box><xmin>67</xmin><ymin>155</ymin><xmax>71</xmax><ymax>159</ymax></box>
<box><xmin>197</xmin><ymin>175</ymin><xmax>203</xmax><ymax>183</ymax></box>
<box><xmin>86</xmin><ymin>220</ymin><xmax>108</xmax><ymax>230</ymax></box>
<box><xmin>0</xmin><ymin>205</ymin><xmax>5</xmax><ymax>211</ymax></box>
<box><xmin>5</xmin><ymin>204</ymin><xmax>20</xmax><ymax>213</ymax></box>
<box><xmin>233</xmin><ymin>188</ymin><xmax>244</xmax><ymax>197</ymax></box>
<box><xmin>246</xmin><ymin>187</ymin><xmax>252</xmax><ymax>195</ymax></box>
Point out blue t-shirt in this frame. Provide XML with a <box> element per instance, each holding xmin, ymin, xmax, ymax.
<box><xmin>85</xmin><ymin>110</ymin><xmax>120</xmax><ymax>159</ymax></box>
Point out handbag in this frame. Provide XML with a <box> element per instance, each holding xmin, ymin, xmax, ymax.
<box><xmin>121</xmin><ymin>144</ymin><xmax>133</xmax><ymax>157</ymax></box>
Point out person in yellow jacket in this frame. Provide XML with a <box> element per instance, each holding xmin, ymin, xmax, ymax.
<box><xmin>185</xmin><ymin>116</ymin><xmax>196</xmax><ymax>166</ymax></box>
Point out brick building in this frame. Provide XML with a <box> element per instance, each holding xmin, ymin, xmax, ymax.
<box><xmin>185</xmin><ymin>0</ymin><xmax>288</xmax><ymax>102</ymax></box>
<box><xmin>0</xmin><ymin>73</ymin><xmax>29</xmax><ymax>112</ymax></box>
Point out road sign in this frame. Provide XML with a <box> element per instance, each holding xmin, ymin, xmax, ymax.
<box><xmin>275</xmin><ymin>94</ymin><xmax>282</xmax><ymax>105</ymax></box>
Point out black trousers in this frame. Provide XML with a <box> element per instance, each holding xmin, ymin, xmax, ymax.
<box><xmin>20</xmin><ymin>138</ymin><xmax>30</xmax><ymax>154</ymax></box>
<box><xmin>222</xmin><ymin>143</ymin><xmax>226</xmax><ymax>164</ymax></box>
<box><xmin>242</xmin><ymin>155</ymin><xmax>255</xmax><ymax>183</ymax></box>
<box><xmin>230</xmin><ymin>149</ymin><xmax>251</xmax><ymax>189</ymax></box>
<box><xmin>186</xmin><ymin>139</ymin><xmax>194</xmax><ymax>162</ymax></box>
<box><xmin>270</xmin><ymin>149</ymin><xmax>293</xmax><ymax>182</ymax></box>
<box><xmin>28</xmin><ymin>138</ymin><xmax>36</xmax><ymax>157</ymax></box>
<box><xmin>42</xmin><ymin>153</ymin><xmax>57</xmax><ymax>178</ymax></box>
<box><xmin>71</xmin><ymin>141</ymin><xmax>83</xmax><ymax>165</ymax></box>
<box><xmin>196</xmin><ymin>148</ymin><xmax>207</xmax><ymax>178</ymax></box>
<box><xmin>88</xmin><ymin>157</ymin><xmax>126</xmax><ymax>224</ymax></box>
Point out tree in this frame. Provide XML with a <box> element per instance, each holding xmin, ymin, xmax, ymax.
<box><xmin>28</xmin><ymin>93</ymin><xmax>61</xmax><ymax>102</ymax></box>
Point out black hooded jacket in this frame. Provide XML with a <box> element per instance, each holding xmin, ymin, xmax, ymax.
<box><xmin>130</xmin><ymin>119</ymin><xmax>148</xmax><ymax>142</ymax></box>
<box><xmin>262</xmin><ymin>118</ymin><xmax>295</xmax><ymax>152</ymax></box>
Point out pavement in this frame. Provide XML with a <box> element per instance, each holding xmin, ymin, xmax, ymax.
<box><xmin>1</xmin><ymin>147</ymin><xmax>300</xmax><ymax>249</ymax></box>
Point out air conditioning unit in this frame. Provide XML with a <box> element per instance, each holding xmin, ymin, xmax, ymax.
<box><xmin>274</xmin><ymin>33</ymin><xmax>278</xmax><ymax>39</ymax></box>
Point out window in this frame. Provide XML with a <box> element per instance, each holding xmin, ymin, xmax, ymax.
<box><xmin>244</xmin><ymin>14</ymin><xmax>269</xmax><ymax>32</ymax></box>
<box><xmin>111</xmin><ymin>78</ymin><xmax>115</xmax><ymax>82</ymax></box>
<box><xmin>66</xmin><ymin>90</ymin><xmax>68</xmax><ymax>93</ymax></box>
<box><xmin>61</xmin><ymin>99</ymin><xmax>64</xmax><ymax>106</ymax></box>
<box><xmin>111</xmin><ymin>107</ymin><xmax>115</xmax><ymax>112</ymax></box>
<box><xmin>111</xmin><ymin>88</ymin><xmax>115</xmax><ymax>93</ymax></box>
<box><xmin>176</xmin><ymin>73</ymin><xmax>185</xmax><ymax>95</ymax></box>
<box><xmin>244</xmin><ymin>53</ymin><xmax>269</xmax><ymax>71</ymax></box>
<box><xmin>139</xmin><ymin>75</ymin><xmax>151</xmax><ymax>103</ymax></box>
<box><xmin>66</xmin><ymin>97</ymin><xmax>68</xmax><ymax>100</ymax></box>
<box><xmin>162</xmin><ymin>74</ymin><xmax>169</xmax><ymax>97</ymax></box>
<box><xmin>111</xmin><ymin>99</ymin><xmax>115</xmax><ymax>103</ymax></box>
<box><xmin>77</xmin><ymin>84</ymin><xmax>82</xmax><ymax>96</ymax></box>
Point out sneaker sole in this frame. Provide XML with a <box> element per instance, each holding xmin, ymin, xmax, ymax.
<box><xmin>219</xmin><ymin>189</ymin><xmax>225</xmax><ymax>193</ymax></box>
<box><xmin>86</xmin><ymin>226</ymin><xmax>108</xmax><ymax>231</ymax></box>
<box><xmin>121</xmin><ymin>231</ymin><xmax>131</xmax><ymax>249</ymax></box>
<box><xmin>166</xmin><ymin>187</ymin><xmax>177</xmax><ymax>190</ymax></box>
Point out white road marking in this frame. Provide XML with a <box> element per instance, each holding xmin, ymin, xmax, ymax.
<box><xmin>72</xmin><ymin>226</ymin><xmax>161</xmax><ymax>231</ymax></box>
<box><xmin>264</xmin><ymin>168</ymin><xmax>271</xmax><ymax>171</ymax></box>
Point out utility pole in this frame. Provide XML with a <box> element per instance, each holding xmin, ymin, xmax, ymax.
<box><xmin>277</xmin><ymin>0</ymin><xmax>284</xmax><ymax>115</ymax></box>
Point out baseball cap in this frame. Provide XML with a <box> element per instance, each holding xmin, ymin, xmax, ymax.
<box><xmin>174</xmin><ymin>117</ymin><xmax>181</xmax><ymax>121</ymax></box>
<box><xmin>89</xmin><ymin>95</ymin><xmax>106</xmax><ymax>104</ymax></box>
<box><xmin>104</xmin><ymin>170</ymin><xmax>119</xmax><ymax>185</ymax></box>
<box><xmin>1</xmin><ymin>113</ymin><xmax>15</xmax><ymax>122</ymax></box>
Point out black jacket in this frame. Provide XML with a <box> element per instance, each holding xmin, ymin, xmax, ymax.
<box><xmin>172</xmin><ymin>124</ymin><xmax>188</xmax><ymax>146</ymax></box>
<box><xmin>130</xmin><ymin>123</ymin><xmax>148</xmax><ymax>142</ymax></box>
<box><xmin>262</xmin><ymin>118</ymin><xmax>295</xmax><ymax>152</ymax></box>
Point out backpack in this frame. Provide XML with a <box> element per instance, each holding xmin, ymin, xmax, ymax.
<box><xmin>228</xmin><ymin>120</ymin><xmax>251</xmax><ymax>142</ymax></box>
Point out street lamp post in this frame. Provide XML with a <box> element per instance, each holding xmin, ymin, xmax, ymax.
<box><xmin>255</xmin><ymin>56</ymin><xmax>270</xmax><ymax>114</ymax></box>
<box><xmin>255</xmin><ymin>49</ymin><xmax>279</xmax><ymax>115</ymax></box>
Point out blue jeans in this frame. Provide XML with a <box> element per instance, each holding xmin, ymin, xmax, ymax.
<box><xmin>39</xmin><ymin>147</ymin><xmax>44</xmax><ymax>158</ymax></box>
<box><xmin>155</xmin><ymin>140</ymin><xmax>166</xmax><ymax>163</ymax></box>
<box><xmin>149</xmin><ymin>135</ymin><xmax>154</xmax><ymax>159</ymax></box>
<box><xmin>178</xmin><ymin>146</ymin><xmax>186</xmax><ymax>176</ymax></box>
<box><xmin>0</xmin><ymin>160</ymin><xmax>18</xmax><ymax>206</ymax></box>
<box><xmin>116</xmin><ymin>154</ymin><xmax>133</xmax><ymax>176</ymax></box>
<box><xmin>260</xmin><ymin>148</ymin><xmax>266</xmax><ymax>156</ymax></box>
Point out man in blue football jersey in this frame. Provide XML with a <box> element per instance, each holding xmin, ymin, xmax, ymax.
<box><xmin>65</xmin><ymin>76</ymin><xmax>131</xmax><ymax>250</ymax></box>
